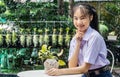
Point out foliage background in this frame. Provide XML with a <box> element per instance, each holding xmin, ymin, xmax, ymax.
<box><xmin>0</xmin><ymin>1</ymin><xmax>120</xmax><ymax>39</ymax></box>
<box><xmin>0</xmin><ymin>0</ymin><xmax>120</xmax><ymax>73</ymax></box>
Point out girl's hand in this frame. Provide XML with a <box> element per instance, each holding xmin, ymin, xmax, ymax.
<box><xmin>75</xmin><ymin>29</ymin><xmax>84</xmax><ymax>43</ymax></box>
<box><xmin>45</xmin><ymin>68</ymin><xmax>61</xmax><ymax>76</ymax></box>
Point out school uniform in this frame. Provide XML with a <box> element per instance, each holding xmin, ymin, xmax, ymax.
<box><xmin>68</xmin><ymin>26</ymin><xmax>112</xmax><ymax>77</ymax></box>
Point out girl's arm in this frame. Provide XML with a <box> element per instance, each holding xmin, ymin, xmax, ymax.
<box><xmin>69</xmin><ymin>30</ymin><xmax>84</xmax><ymax>67</ymax></box>
<box><xmin>46</xmin><ymin>62</ymin><xmax>91</xmax><ymax>76</ymax></box>
<box><xmin>68</xmin><ymin>42</ymin><xmax>81</xmax><ymax>67</ymax></box>
<box><xmin>62</xmin><ymin>62</ymin><xmax>91</xmax><ymax>75</ymax></box>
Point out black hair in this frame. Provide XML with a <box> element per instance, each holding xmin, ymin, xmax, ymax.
<box><xmin>72</xmin><ymin>3</ymin><xmax>99</xmax><ymax>32</ymax></box>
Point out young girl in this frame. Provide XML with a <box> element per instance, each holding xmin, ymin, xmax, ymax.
<box><xmin>46</xmin><ymin>3</ymin><xmax>112</xmax><ymax>77</ymax></box>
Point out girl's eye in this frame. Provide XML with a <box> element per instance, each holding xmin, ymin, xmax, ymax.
<box><xmin>74</xmin><ymin>17</ymin><xmax>78</xmax><ymax>20</ymax></box>
<box><xmin>80</xmin><ymin>17</ymin><xmax>85</xmax><ymax>20</ymax></box>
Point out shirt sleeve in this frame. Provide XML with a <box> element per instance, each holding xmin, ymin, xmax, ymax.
<box><xmin>84</xmin><ymin>34</ymin><xmax>102</xmax><ymax>65</ymax></box>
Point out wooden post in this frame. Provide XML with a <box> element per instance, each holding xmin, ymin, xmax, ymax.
<box><xmin>58</xmin><ymin>0</ymin><xmax>64</xmax><ymax>15</ymax></box>
<box><xmin>69</xmin><ymin>0</ymin><xmax>74</xmax><ymax>17</ymax></box>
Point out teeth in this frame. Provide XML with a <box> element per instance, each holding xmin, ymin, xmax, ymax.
<box><xmin>77</xmin><ymin>25</ymin><xmax>84</xmax><ymax>27</ymax></box>
<box><xmin>80</xmin><ymin>25</ymin><xmax>84</xmax><ymax>27</ymax></box>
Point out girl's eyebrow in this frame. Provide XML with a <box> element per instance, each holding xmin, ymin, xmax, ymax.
<box><xmin>73</xmin><ymin>16</ymin><xmax>77</xmax><ymax>18</ymax></box>
<box><xmin>73</xmin><ymin>15</ymin><xmax>86</xmax><ymax>18</ymax></box>
<box><xmin>81</xmin><ymin>15</ymin><xmax>87</xmax><ymax>18</ymax></box>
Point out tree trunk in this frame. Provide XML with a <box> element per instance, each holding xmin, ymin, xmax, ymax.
<box><xmin>69</xmin><ymin>0</ymin><xmax>74</xmax><ymax>17</ymax></box>
<box><xmin>58</xmin><ymin>0</ymin><xmax>64</xmax><ymax>15</ymax></box>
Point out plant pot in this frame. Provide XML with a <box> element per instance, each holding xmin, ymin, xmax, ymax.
<box><xmin>44</xmin><ymin>59</ymin><xmax>59</xmax><ymax>71</ymax></box>
<box><xmin>107</xmin><ymin>36</ymin><xmax>117</xmax><ymax>40</ymax></box>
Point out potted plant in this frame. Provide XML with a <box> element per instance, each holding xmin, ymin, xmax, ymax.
<box><xmin>107</xmin><ymin>31</ymin><xmax>117</xmax><ymax>41</ymax></box>
<box><xmin>38</xmin><ymin>44</ymin><xmax>66</xmax><ymax>70</ymax></box>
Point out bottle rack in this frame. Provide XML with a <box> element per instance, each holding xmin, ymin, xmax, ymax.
<box><xmin>0</xmin><ymin>21</ymin><xmax>74</xmax><ymax>48</ymax></box>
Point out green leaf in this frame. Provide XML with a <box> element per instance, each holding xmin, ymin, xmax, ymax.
<box><xmin>41</xmin><ymin>44</ymin><xmax>47</xmax><ymax>53</ymax></box>
<box><xmin>99</xmin><ymin>23</ymin><xmax>108</xmax><ymax>35</ymax></box>
<box><xmin>58</xmin><ymin>60</ymin><xmax>66</xmax><ymax>66</ymax></box>
<box><xmin>0</xmin><ymin>1</ymin><xmax>5</xmax><ymax>6</ymax></box>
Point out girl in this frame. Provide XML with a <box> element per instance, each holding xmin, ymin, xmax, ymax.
<box><xmin>46</xmin><ymin>3</ymin><xmax>112</xmax><ymax>77</ymax></box>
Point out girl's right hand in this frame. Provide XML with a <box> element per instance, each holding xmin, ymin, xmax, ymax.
<box><xmin>75</xmin><ymin>29</ymin><xmax>84</xmax><ymax>43</ymax></box>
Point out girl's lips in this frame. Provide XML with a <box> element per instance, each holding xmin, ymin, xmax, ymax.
<box><xmin>77</xmin><ymin>24</ymin><xmax>84</xmax><ymax>27</ymax></box>
<box><xmin>80</xmin><ymin>25</ymin><xmax>84</xmax><ymax>27</ymax></box>
<box><xmin>77</xmin><ymin>25</ymin><xmax>84</xmax><ymax>29</ymax></box>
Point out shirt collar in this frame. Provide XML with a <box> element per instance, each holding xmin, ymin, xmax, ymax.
<box><xmin>83</xmin><ymin>26</ymin><xmax>93</xmax><ymax>41</ymax></box>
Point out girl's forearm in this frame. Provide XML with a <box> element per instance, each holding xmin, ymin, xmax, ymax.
<box><xmin>59</xmin><ymin>62</ymin><xmax>91</xmax><ymax>75</ymax></box>
<box><xmin>69</xmin><ymin>43</ymin><xmax>81</xmax><ymax>67</ymax></box>
<box><xmin>59</xmin><ymin>66</ymin><xmax>85</xmax><ymax>75</ymax></box>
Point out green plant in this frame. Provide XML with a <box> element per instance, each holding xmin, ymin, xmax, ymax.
<box><xmin>101</xmin><ymin>2</ymin><xmax>120</xmax><ymax>40</ymax></box>
<box><xmin>99</xmin><ymin>21</ymin><xmax>109</xmax><ymax>39</ymax></box>
<box><xmin>38</xmin><ymin>44</ymin><xmax>66</xmax><ymax>66</ymax></box>
<box><xmin>0</xmin><ymin>0</ymin><xmax>6</xmax><ymax>14</ymax></box>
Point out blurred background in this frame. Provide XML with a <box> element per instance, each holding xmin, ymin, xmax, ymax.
<box><xmin>0</xmin><ymin>0</ymin><xmax>120</xmax><ymax>77</ymax></box>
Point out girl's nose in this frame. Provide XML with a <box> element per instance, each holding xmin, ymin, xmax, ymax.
<box><xmin>77</xmin><ymin>19</ymin><xmax>83</xmax><ymax>25</ymax></box>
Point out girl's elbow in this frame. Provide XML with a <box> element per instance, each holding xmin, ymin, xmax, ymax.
<box><xmin>79</xmin><ymin>66</ymin><xmax>89</xmax><ymax>73</ymax></box>
<box><xmin>80</xmin><ymin>63</ymin><xmax>91</xmax><ymax>73</ymax></box>
<box><xmin>82</xmin><ymin>69</ymin><xmax>88</xmax><ymax>73</ymax></box>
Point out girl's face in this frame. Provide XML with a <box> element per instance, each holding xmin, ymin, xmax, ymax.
<box><xmin>73</xmin><ymin>8</ymin><xmax>93</xmax><ymax>32</ymax></box>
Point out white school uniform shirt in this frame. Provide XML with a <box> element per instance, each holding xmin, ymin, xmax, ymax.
<box><xmin>68</xmin><ymin>26</ymin><xmax>110</xmax><ymax>70</ymax></box>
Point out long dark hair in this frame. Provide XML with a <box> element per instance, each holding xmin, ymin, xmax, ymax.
<box><xmin>72</xmin><ymin>3</ymin><xmax>99</xmax><ymax>32</ymax></box>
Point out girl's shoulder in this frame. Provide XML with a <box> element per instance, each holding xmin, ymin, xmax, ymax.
<box><xmin>91</xmin><ymin>29</ymin><xmax>104</xmax><ymax>40</ymax></box>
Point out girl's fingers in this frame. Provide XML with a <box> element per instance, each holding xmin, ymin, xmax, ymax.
<box><xmin>75</xmin><ymin>30</ymin><xmax>84</xmax><ymax>41</ymax></box>
<box><xmin>46</xmin><ymin>68</ymin><xmax>57</xmax><ymax>76</ymax></box>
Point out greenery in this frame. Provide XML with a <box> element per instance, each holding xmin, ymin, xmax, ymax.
<box><xmin>100</xmin><ymin>2</ymin><xmax>120</xmax><ymax>40</ymax></box>
<box><xmin>0</xmin><ymin>0</ymin><xmax>69</xmax><ymax>21</ymax></box>
<box><xmin>38</xmin><ymin>44</ymin><xmax>66</xmax><ymax>66</ymax></box>
<box><xmin>0</xmin><ymin>0</ymin><xmax>120</xmax><ymax>74</ymax></box>
<box><xmin>1</xmin><ymin>1</ymin><xmax>119</xmax><ymax>40</ymax></box>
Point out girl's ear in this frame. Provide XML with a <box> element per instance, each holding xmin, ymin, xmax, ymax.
<box><xmin>90</xmin><ymin>15</ymin><xmax>93</xmax><ymax>21</ymax></box>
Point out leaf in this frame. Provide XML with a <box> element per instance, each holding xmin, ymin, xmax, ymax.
<box><xmin>48</xmin><ymin>46</ymin><xmax>51</xmax><ymax>50</ymax></box>
<box><xmin>41</xmin><ymin>44</ymin><xmax>47</xmax><ymax>53</ymax></box>
<box><xmin>109</xmin><ymin>31</ymin><xmax>116</xmax><ymax>36</ymax></box>
<box><xmin>57</xmin><ymin>49</ymin><xmax>63</xmax><ymax>57</ymax></box>
<box><xmin>0</xmin><ymin>1</ymin><xmax>5</xmax><ymax>6</ymax></box>
<box><xmin>58</xmin><ymin>60</ymin><xmax>66</xmax><ymax>66</ymax></box>
<box><xmin>99</xmin><ymin>23</ymin><xmax>108</xmax><ymax>35</ymax></box>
